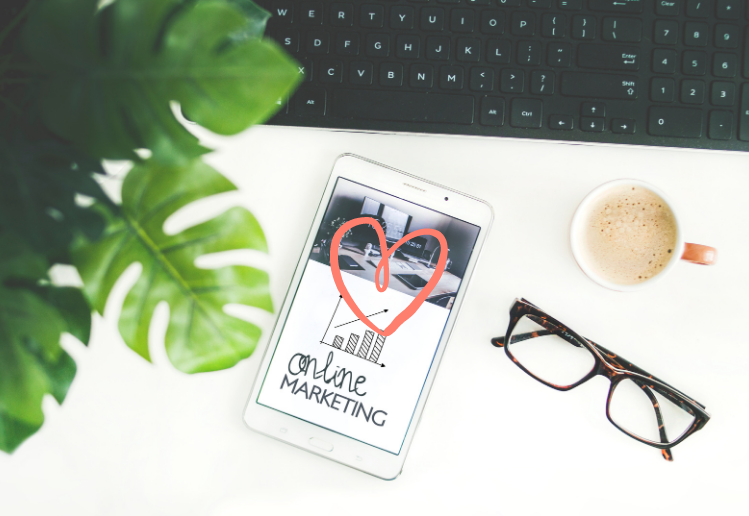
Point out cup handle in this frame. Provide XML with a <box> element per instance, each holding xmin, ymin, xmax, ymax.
<box><xmin>681</xmin><ymin>243</ymin><xmax>717</xmax><ymax>265</ymax></box>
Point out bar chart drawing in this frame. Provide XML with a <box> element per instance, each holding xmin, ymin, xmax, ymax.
<box><xmin>320</xmin><ymin>296</ymin><xmax>388</xmax><ymax>366</ymax></box>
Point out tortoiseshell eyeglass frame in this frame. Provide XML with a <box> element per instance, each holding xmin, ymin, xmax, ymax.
<box><xmin>491</xmin><ymin>298</ymin><xmax>710</xmax><ymax>461</ymax></box>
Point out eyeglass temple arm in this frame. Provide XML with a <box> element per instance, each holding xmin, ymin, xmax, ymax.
<box><xmin>640</xmin><ymin>384</ymin><xmax>674</xmax><ymax>461</ymax></box>
<box><xmin>491</xmin><ymin>330</ymin><xmax>706</xmax><ymax>413</ymax></box>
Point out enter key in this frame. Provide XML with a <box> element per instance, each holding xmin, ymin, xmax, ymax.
<box><xmin>578</xmin><ymin>44</ymin><xmax>639</xmax><ymax>71</ymax></box>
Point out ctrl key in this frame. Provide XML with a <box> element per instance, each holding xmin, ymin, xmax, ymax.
<box><xmin>510</xmin><ymin>98</ymin><xmax>543</xmax><ymax>128</ymax></box>
<box><xmin>295</xmin><ymin>87</ymin><xmax>327</xmax><ymax>116</ymax></box>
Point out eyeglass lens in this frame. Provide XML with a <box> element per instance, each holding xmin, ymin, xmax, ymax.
<box><xmin>507</xmin><ymin>315</ymin><xmax>596</xmax><ymax>388</ymax></box>
<box><xmin>608</xmin><ymin>379</ymin><xmax>696</xmax><ymax>445</ymax></box>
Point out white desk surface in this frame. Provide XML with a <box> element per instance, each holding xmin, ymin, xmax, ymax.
<box><xmin>2</xmin><ymin>126</ymin><xmax>748</xmax><ymax>516</ymax></box>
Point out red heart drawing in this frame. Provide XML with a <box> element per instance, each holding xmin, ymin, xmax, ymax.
<box><xmin>330</xmin><ymin>217</ymin><xmax>448</xmax><ymax>337</ymax></box>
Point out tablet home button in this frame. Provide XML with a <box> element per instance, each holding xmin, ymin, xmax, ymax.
<box><xmin>308</xmin><ymin>437</ymin><xmax>334</xmax><ymax>452</ymax></box>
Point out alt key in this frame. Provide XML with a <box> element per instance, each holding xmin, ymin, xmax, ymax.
<box><xmin>611</xmin><ymin>118</ymin><xmax>636</xmax><ymax>134</ymax></box>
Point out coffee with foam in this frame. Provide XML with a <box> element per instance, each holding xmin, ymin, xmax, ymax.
<box><xmin>581</xmin><ymin>184</ymin><xmax>678</xmax><ymax>285</ymax></box>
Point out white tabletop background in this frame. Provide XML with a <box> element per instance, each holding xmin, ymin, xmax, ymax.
<box><xmin>1</xmin><ymin>126</ymin><xmax>748</xmax><ymax>515</ymax></box>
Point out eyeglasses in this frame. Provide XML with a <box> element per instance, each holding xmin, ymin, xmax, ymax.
<box><xmin>491</xmin><ymin>299</ymin><xmax>710</xmax><ymax>461</ymax></box>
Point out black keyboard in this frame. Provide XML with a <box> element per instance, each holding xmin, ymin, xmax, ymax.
<box><xmin>258</xmin><ymin>0</ymin><xmax>749</xmax><ymax>152</ymax></box>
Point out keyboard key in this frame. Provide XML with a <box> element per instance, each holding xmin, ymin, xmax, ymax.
<box><xmin>470</xmin><ymin>67</ymin><xmax>495</xmax><ymax>91</ymax></box>
<box><xmin>581</xmin><ymin>102</ymin><xmax>605</xmax><ymax>116</ymax></box>
<box><xmin>744</xmin><ymin>27</ymin><xmax>749</xmax><ymax>77</ymax></box>
<box><xmin>396</xmin><ymin>35</ymin><xmax>420</xmax><ymax>58</ymax></box>
<box><xmin>711</xmin><ymin>81</ymin><xmax>735</xmax><ymax>105</ymax></box>
<box><xmin>380</xmin><ymin>63</ymin><xmax>404</xmax><ymax>87</ymax></box>
<box><xmin>739</xmin><ymin>84</ymin><xmax>749</xmax><ymax>140</ymax></box>
<box><xmin>482</xmin><ymin>11</ymin><xmax>505</xmax><ymax>34</ymax></box>
<box><xmin>589</xmin><ymin>0</ymin><xmax>644</xmax><ymax>13</ymax></box>
<box><xmin>410</xmin><ymin>64</ymin><xmax>434</xmax><ymax>88</ymax></box>
<box><xmin>602</xmin><ymin>17</ymin><xmax>642</xmax><ymax>42</ymax></box>
<box><xmin>611</xmin><ymin>118</ymin><xmax>636</xmax><ymax>133</ymax></box>
<box><xmin>654</xmin><ymin>20</ymin><xmax>679</xmax><ymax>45</ymax></box>
<box><xmin>511</xmin><ymin>12</ymin><xmax>536</xmax><ymax>36</ymax></box>
<box><xmin>336</xmin><ymin>33</ymin><xmax>360</xmax><ymax>55</ymax></box>
<box><xmin>547</xmin><ymin>43</ymin><xmax>572</xmax><ymax>67</ymax></box>
<box><xmin>330</xmin><ymin>3</ymin><xmax>353</xmax><ymax>26</ymax></box>
<box><xmin>682</xmin><ymin>51</ymin><xmax>707</xmax><ymax>75</ymax></box>
<box><xmin>457</xmin><ymin>38</ymin><xmax>481</xmax><ymax>62</ymax></box>
<box><xmin>558</xmin><ymin>0</ymin><xmax>583</xmax><ymax>10</ymax></box>
<box><xmin>580</xmin><ymin>117</ymin><xmax>605</xmax><ymax>132</ymax></box>
<box><xmin>709</xmin><ymin>110</ymin><xmax>733</xmax><ymax>139</ymax></box>
<box><xmin>421</xmin><ymin>8</ymin><xmax>445</xmax><ymax>31</ymax></box>
<box><xmin>307</xmin><ymin>31</ymin><xmax>330</xmax><ymax>53</ymax></box>
<box><xmin>560</xmin><ymin>73</ymin><xmax>638</xmax><ymax>99</ymax></box>
<box><xmin>272</xmin><ymin>1</ymin><xmax>294</xmax><ymax>23</ymax></box>
<box><xmin>528</xmin><ymin>0</ymin><xmax>552</xmax><ymax>7</ymax></box>
<box><xmin>349</xmin><ymin>61</ymin><xmax>374</xmax><ymax>85</ymax></box>
<box><xmin>296</xmin><ymin>87</ymin><xmax>326</xmax><ymax>116</ymax></box>
<box><xmin>466</xmin><ymin>0</ymin><xmax>490</xmax><ymax>4</ymax></box>
<box><xmin>549</xmin><ymin>114</ymin><xmax>574</xmax><ymax>129</ymax></box>
<box><xmin>501</xmin><ymin>69</ymin><xmax>524</xmax><ymax>92</ymax></box>
<box><xmin>715</xmin><ymin>24</ymin><xmax>739</xmax><ymax>48</ymax></box>
<box><xmin>651</xmin><ymin>77</ymin><xmax>676</xmax><ymax>102</ymax></box>
<box><xmin>686</xmin><ymin>0</ymin><xmax>709</xmax><ymax>17</ymax></box>
<box><xmin>361</xmin><ymin>4</ymin><xmax>384</xmax><ymax>28</ymax></box>
<box><xmin>331</xmin><ymin>90</ymin><xmax>474</xmax><ymax>124</ymax></box>
<box><xmin>275</xmin><ymin>29</ymin><xmax>299</xmax><ymax>53</ymax></box>
<box><xmin>655</xmin><ymin>1</ymin><xmax>680</xmax><ymax>16</ymax></box>
<box><xmin>541</xmin><ymin>14</ymin><xmax>567</xmax><ymax>38</ymax></box>
<box><xmin>510</xmin><ymin>98</ymin><xmax>543</xmax><ymax>128</ymax></box>
<box><xmin>440</xmin><ymin>66</ymin><xmax>464</xmax><ymax>89</ymax></box>
<box><xmin>716</xmin><ymin>0</ymin><xmax>741</xmax><ymax>19</ymax></box>
<box><xmin>294</xmin><ymin>59</ymin><xmax>312</xmax><ymax>83</ymax></box>
<box><xmin>684</xmin><ymin>22</ymin><xmax>708</xmax><ymax>46</ymax></box>
<box><xmin>320</xmin><ymin>60</ymin><xmax>343</xmax><ymax>83</ymax></box>
<box><xmin>572</xmin><ymin>16</ymin><xmax>596</xmax><ymax>39</ymax></box>
<box><xmin>488</xmin><ymin>39</ymin><xmax>511</xmax><ymax>63</ymax></box>
<box><xmin>390</xmin><ymin>6</ymin><xmax>415</xmax><ymax>29</ymax></box>
<box><xmin>681</xmin><ymin>79</ymin><xmax>706</xmax><ymax>104</ymax></box>
<box><xmin>653</xmin><ymin>49</ymin><xmax>677</xmax><ymax>73</ymax></box>
<box><xmin>300</xmin><ymin>2</ymin><xmax>323</xmax><ymax>24</ymax></box>
<box><xmin>480</xmin><ymin>97</ymin><xmax>506</xmax><ymax>126</ymax></box>
<box><xmin>578</xmin><ymin>44</ymin><xmax>639</xmax><ymax>71</ymax></box>
<box><xmin>713</xmin><ymin>53</ymin><xmax>737</xmax><ymax>77</ymax></box>
<box><xmin>648</xmin><ymin>107</ymin><xmax>703</xmax><ymax>137</ymax></box>
<box><xmin>451</xmin><ymin>9</ymin><xmax>475</xmax><ymax>32</ymax></box>
<box><xmin>530</xmin><ymin>71</ymin><xmax>555</xmax><ymax>94</ymax></box>
<box><xmin>426</xmin><ymin>36</ymin><xmax>451</xmax><ymax>60</ymax></box>
<box><xmin>366</xmin><ymin>34</ymin><xmax>389</xmax><ymax>57</ymax></box>
<box><xmin>498</xmin><ymin>0</ymin><xmax>522</xmax><ymax>6</ymax></box>
<box><xmin>517</xmin><ymin>41</ymin><xmax>541</xmax><ymax>66</ymax></box>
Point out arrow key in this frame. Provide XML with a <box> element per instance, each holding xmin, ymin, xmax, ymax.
<box><xmin>581</xmin><ymin>102</ymin><xmax>606</xmax><ymax>117</ymax></box>
<box><xmin>612</xmin><ymin>118</ymin><xmax>636</xmax><ymax>134</ymax></box>
<box><xmin>549</xmin><ymin>114</ymin><xmax>574</xmax><ymax>130</ymax></box>
<box><xmin>470</xmin><ymin>67</ymin><xmax>495</xmax><ymax>91</ymax></box>
<box><xmin>580</xmin><ymin>116</ymin><xmax>605</xmax><ymax>132</ymax></box>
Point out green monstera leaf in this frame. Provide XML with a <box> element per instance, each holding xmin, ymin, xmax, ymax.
<box><xmin>22</xmin><ymin>0</ymin><xmax>300</xmax><ymax>163</ymax></box>
<box><xmin>0</xmin><ymin>133</ymin><xmax>115</xmax><ymax>261</ymax></box>
<box><xmin>73</xmin><ymin>160</ymin><xmax>272</xmax><ymax>373</ymax></box>
<box><xmin>0</xmin><ymin>233</ymin><xmax>89</xmax><ymax>453</ymax></box>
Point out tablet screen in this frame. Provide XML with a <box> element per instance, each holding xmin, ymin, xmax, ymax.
<box><xmin>257</xmin><ymin>178</ymin><xmax>481</xmax><ymax>454</ymax></box>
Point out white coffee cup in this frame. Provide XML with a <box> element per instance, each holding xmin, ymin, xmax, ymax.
<box><xmin>570</xmin><ymin>179</ymin><xmax>716</xmax><ymax>292</ymax></box>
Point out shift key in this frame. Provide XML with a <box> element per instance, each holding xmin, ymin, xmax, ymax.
<box><xmin>561</xmin><ymin>72</ymin><xmax>638</xmax><ymax>100</ymax></box>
